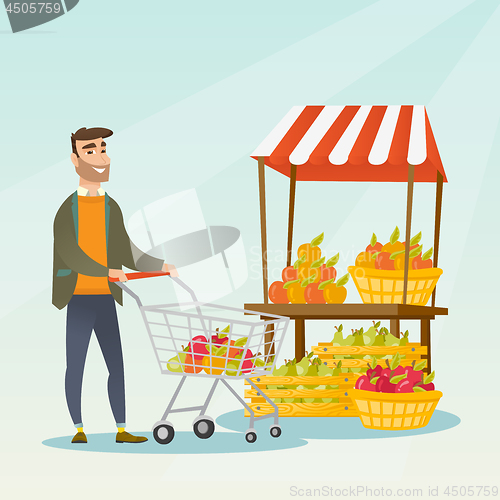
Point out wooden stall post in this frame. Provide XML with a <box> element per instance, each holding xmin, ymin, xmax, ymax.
<box><xmin>390</xmin><ymin>319</ymin><xmax>400</xmax><ymax>338</ymax></box>
<box><xmin>420</xmin><ymin>319</ymin><xmax>431</xmax><ymax>373</ymax></box>
<box><xmin>294</xmin><ymin>319</ymin><xmax>306</xmax><ymax>361</ymax></box>
<box><xmin>432</xmin><ymin>171</ymin><xmax>444</xmax><ymax>307</ymax></box>
<box><xmin>403</xmin><ymin>164</ymin><xmax>415</xmax><ymax>305</ymax></box>
<box><xmin>286</xmin><ymin>164</ymin><xmax>297</xmax><ymax>267</ymax></box>
<box><xmin>258</xmin><ymin>156</ymin><xmax>269</xmax><ymax>304</ymax></box>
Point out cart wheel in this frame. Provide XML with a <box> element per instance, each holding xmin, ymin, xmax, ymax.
<box><xmin>245</xmin><ymin>430</ymin><xmax>257</xmax><ymax>444</ymax></box>
<box><xmin>193</xmin><ymin>419</ymin><xmax>215</xmax><ymax>439</ymax></box>
<box><xmin>153</xmin><ymin>424</ymin><xmax>175</xmax><ymax>445</ymax></box>
<box><xmin>270</xmin><ymin>425</ymin><xmax>281</xmax><ymax>438</ymax></box>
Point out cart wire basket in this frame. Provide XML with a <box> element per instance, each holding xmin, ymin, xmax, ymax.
<box><xmin>350</xmin><ymin>388</ymin><xmax>443</xmax><ymax>430</ymax></box>
<box><xmin>113</xmin><ymin>272</ymin><xmax>290</xmax><ymax>444</ymax></box>
<box><xmin>347</xmin><ymin>266</ymin><xmax>443</xmax><ymax>306</ymax></box>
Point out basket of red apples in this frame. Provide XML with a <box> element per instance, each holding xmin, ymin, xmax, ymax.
<box><xmin>350</xmin><ymin>354</ymin><xmax>443</xmax><ymax>430</ymax></box>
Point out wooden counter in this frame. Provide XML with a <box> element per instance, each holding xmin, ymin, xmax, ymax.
<box><xmin>244</xmin><ymin>303</ymin><xmax>448</xmax><ymax>372</ymax></box>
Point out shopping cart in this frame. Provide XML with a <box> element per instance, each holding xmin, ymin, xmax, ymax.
<box><xmin>110</xmin><ymin>271</ymin><xmax>290</xmax><ymax>444</ymax></box>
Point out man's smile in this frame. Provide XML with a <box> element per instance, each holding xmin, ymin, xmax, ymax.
<box><xmin>93</xmin><ymin>167</ymin><xmax>106</xmax><ymax>173</ymax></box>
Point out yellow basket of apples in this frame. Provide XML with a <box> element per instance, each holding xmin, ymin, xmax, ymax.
<box><xmin>348</xmin><ymin>228</ymin><xmax>443</xmax><ymax>306</ymax></box>
<box><xmin>350</xmin><ymin>356</ymin><xmax>443</xmax><ymax>430</ymax></box>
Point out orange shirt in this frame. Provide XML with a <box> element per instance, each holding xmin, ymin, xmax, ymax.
<box><xmin>73</xmin><ymin>196</ymin><xmax>111</xmax><ymax>295</ymax></box>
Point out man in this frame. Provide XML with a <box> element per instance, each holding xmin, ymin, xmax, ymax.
<box><xmin>53</xmin><ymin>127</ymin><xmax>178</xmax><ymax>444</ymax></box>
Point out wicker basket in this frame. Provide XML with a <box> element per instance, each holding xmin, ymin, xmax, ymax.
<box><xmin>347</xmin><ymin>266</ymin><xmax>443</xmax><ymax>306</ymax></box>
<box><xmin>350</xmin><ymin>388</ymin><xmax>443</xmax><ymax>430</ymax></box>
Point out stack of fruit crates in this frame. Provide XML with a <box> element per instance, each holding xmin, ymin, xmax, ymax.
<box><xmin>244</xmin><ymin>342</ymin><xmax>427</xmax><ymax>418</ymax></box>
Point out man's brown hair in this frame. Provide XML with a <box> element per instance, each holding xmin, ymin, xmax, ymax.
<box><xmin>71</xmin><ymin>127</ymin><xmax>113</xmax><ymax>157</ymax></box>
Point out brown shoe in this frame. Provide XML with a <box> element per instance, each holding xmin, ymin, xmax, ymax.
<box><xmin>116</xmin><ymin>431</ymin><xmax>148</xmax><ymax>443</ymax></box>
<box><xmin>72</xmin><ymin>431</ymin><xmax>87</xmax><ymax>444</ymax></box>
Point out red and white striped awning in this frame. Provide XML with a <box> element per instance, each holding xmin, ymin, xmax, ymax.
<box><xmin>251</xmin><ymin>105</ymin><xmax>447</xmax><ymax>182</ymax></box>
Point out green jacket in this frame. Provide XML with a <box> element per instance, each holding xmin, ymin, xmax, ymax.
<box><xmin>52</xmin><ymin>191</ymin><xmax>163</xmax><ymax>309</ymax></box>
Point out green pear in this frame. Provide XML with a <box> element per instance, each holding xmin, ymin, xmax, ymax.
<box><xmin>285</xmin><ymin>363</ymin><xmax>298</xmax><ymax>377</ymax></box>
<box><xmin>272</xmin><ymin>363</ymin><xmax>288</xmax><ymax>376</ymax></box>
<box><xmin>295</xmin><ymin>355</ymin><xmax>311</xmax><ymax>376</ymax></box>
<box><xmin>167</xmin><ymin>352</ymin><xmax>186</xmax><ymax>373</ymax></box>
<box><xmin>384</xmin><ymin>328</ymin><xmax>401</xmax><ymax>346</ymax></box>
<box><xmin>341</xmin><ymin>331</ymin><xmax>355</xmax><ymax>346</ymax></box>
<box><xmin>225</xmin><ymin>360</ymin><xmax>241</xmax><ymax>376</ymax></box>
<box><xmin>304</xmin><ymin>363</ymin><xmax>319</xmax><ymax>389</ymax></box>
<box><xmin>372</xmin><ymin>333</ymin><xmax>386</xmax><ymax>347</ymax></box>
<box><xmin>331</xmin><ymin>324</ymin><xmax>344</xmax><ymax>344</ymax></box>
<box><xmin>351</xmin><ymin>329</ymin><xmax>366</xmax><ymax>361</ymax></box>
<box><xmin>317</xmin><ymin>362</ymin><xmax>333</xmax><ymax>377</ymax></box>
<box><xmin>399</xmin><ymin>330</ymin><xmax>410</xmax><ymax>346</ymax></box>
<box><xmin>331</xmin><ymin>360</ymin><xmax>342</xmax><ymax>376</ymax></box>
<box><xmin>364</xmin><ymin>326</ymin><xmax>377</xmax><ymax>345</ymax></box>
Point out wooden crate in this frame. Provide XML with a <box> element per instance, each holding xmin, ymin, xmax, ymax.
<box><xmin>312</xmin><ymin>342</ymin><xmax>428</xmax><ymax>372</ymax></box>
<box><xmin>244</xmin><ymin>375</ymin><xmax>360</xmax><ymax>417</ymax></box>
<box><xmin>243</xmin><ymin>343</ymin><xmax>427</xmax><ymax>418</ymax></box>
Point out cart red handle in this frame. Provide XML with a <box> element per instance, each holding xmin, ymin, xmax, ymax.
<box><xmin>108</xmin><ymin>271</ymin><xmax>170</xmax><ymax>282</ymax></box>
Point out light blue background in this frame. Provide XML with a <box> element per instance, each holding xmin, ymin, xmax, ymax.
<box><xmin>1</xmin><ymin>0</ymin><xmax>499</xmax><ymax>498</ymax></box>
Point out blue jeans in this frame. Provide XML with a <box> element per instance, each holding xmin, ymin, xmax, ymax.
<box><xmin>65</xmin><ymin>295</ymin><xmax>126</xmax><ymax>427</ymax></box>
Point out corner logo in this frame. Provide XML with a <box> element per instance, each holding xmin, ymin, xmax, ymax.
<box><xmin>3</xmin><ymin>1</ymin><xmax>78</xmax><ymax>33</ymax></box>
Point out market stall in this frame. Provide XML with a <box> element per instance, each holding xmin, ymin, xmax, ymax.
<box><xmin>244</xmin><ymin>105</ymin><xmax>449</xmax><ymax>371</ymax></box>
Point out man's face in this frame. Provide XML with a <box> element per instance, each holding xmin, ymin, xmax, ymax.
<box><xmin>72</xmin><ymin>137</ymin><xmax>111</xmax><ymax>182</ymax></box>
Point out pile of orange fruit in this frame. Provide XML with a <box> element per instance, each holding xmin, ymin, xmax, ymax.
<box><xmin>355</xmin><ymin>227</ymin><xmax>433</xmax><ymax>271</ymax></box>
<box><xmin>268</xmin><ymin>233</ymin><xmax>350</xmax><ymax>304</ymax></box>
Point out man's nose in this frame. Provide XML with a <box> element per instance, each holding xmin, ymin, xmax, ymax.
<box><xmin>94</xmin><ymin>154</ymin><xmax>109</xmax><ymax>165</ymax></box>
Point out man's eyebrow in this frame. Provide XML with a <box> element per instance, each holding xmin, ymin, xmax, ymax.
<box><xmin>82</xmin><ymin>143</ymin><xmax>97</xmax><ymax>149</ymax></box>
<box><xmin>101</xmin><ymin>142</ymin><xmax>106</xmax><ymax>147</ymax></box>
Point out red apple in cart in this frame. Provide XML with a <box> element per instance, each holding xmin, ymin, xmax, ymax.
<box><xmin>210</xmin><ymin>326</ymin><xmax>229</xmax><ymax>346</ymax></box>
<box><xmin>187</xmin><ymin>335</ymin><xmax>208</xmax><ymax>361</ymax></box>
<box><xmin>304</xmin><ymin>283</ymin><xmax>326</xmax><ymax>304</ymax></box>
<box><xmin>210</xmin><ymin>334</ymin><xmax>226</xmax><ymax>346</ymax></box>
<box><xmin>282</xmin><ymin>266</ymin><xmax>298</xmax><ymax>282</ymax></box>
<box><xmin>268</xmin><ymin>281</ymin><xmax>289</xmax><ymax>304</ymax></box>
<box><xmin>237</xmin><ymin>349</ymin><xmax>255</xmax><ymax>373</ymax></box>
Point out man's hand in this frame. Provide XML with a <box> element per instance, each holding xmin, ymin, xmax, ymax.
<box><xmin>109</xmin><ymin>269</ymin><xmax>128</xmax><ymax>282</ymax></box>
<box><xmin>162</xmin><ymin>263</ymin><xmax>179</xmax><ymax>277</ymax></box>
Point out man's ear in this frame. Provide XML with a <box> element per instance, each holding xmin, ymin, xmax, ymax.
<box><xmin>71</xmin><ymin>153</ymin><xmax>79</xmax><ymax>168</ymax></box>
